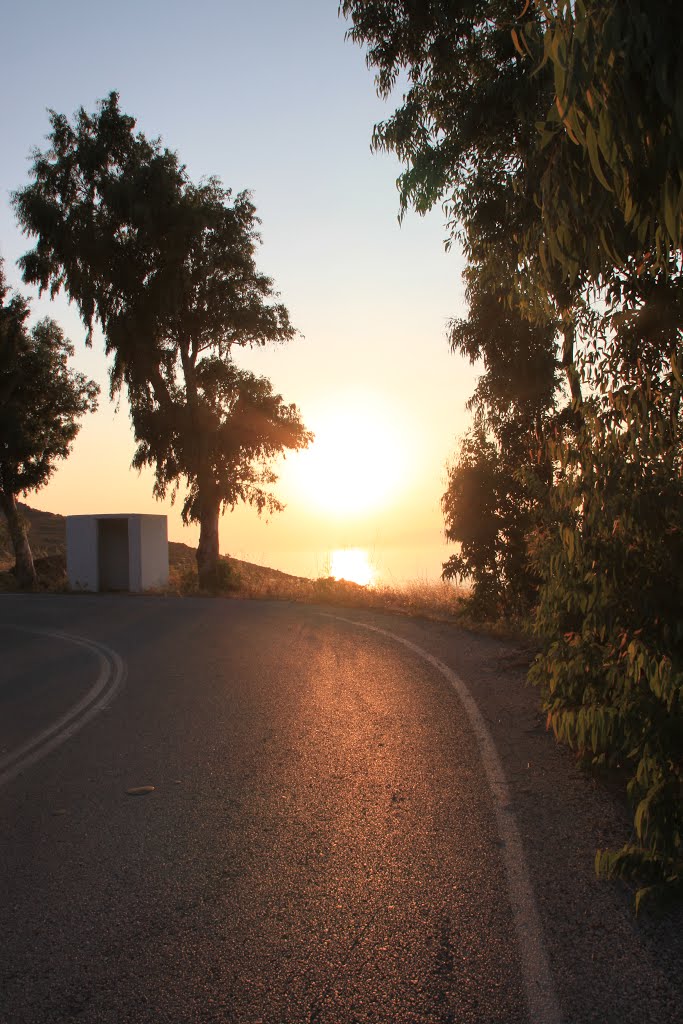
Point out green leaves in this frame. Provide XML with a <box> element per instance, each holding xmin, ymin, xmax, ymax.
<box><xmin>535</xmin><ymin>1</ymin><xmax>683</xmax><ymax>271</ymax></box>
<box><xmin>530</xmin><ymin>395</ymin><xmax>683</xmax><ymax>906</ymax></box>
<box><xmin>343</xmin><ymin>0</ymin><xmax>683</xmax><ymax>906</ymax></box>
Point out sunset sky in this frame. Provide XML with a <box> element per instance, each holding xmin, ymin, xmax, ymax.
<box><xmin>1</xmin><ymin>0</ymin><xmax>479</xmax><ymax>582</ymax></box>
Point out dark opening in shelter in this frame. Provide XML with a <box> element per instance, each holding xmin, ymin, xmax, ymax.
<box><xmin>98</xmin><ymin>518</ymin><xmax>129</xmax><ymax>591</ymax></box>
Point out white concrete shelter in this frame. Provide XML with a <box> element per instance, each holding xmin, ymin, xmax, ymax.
<box><xmin>66</xmin><ymin>514</ymin><xmax>169</xmax><ymax>593</ymax></box>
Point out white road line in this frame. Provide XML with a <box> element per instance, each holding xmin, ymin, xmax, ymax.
<box><xmin>0</xmin><ymin>628</ymin><xmax>126</xmax><ymax>789</ymax></box>
<box><xmin>321</xmin><ymin>613</ymin><xmax>563</xmax><ymax>1024</ymax></box>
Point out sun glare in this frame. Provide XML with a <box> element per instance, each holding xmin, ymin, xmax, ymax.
<box><xmin>292</xmin><ymin>398</ymin><xmax>406</xmax><ymax>517</ymax></box>
<box><xmin>330</xmin><ymin>548</ymin><xmax>375</xmax><ymax>586</ymax></box>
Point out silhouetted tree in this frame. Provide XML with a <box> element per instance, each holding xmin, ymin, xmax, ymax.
<box><xmin>0</xmin><ymin>263</ymin><xmax>98</xmax><ymax>588</ymax></box>
<box><xmin>442</xmin><ymin>281</ymin><xmax>560</xmax><ymax>615</ymax></box>
<box><xmin>131</xmin><ymin>356</ymin><xmax>312</xmax><ymax>580</ymax></box>
<box><xmin>14</xmin><ymin>94</ymin><xmax>311</xmax><ymax>589</ymax></box>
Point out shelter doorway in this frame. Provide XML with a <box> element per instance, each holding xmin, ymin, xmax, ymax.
<box><xmin>98</xmin><ymin>518</ymin><xmax>130</xmax><ymax>591</ymax></box>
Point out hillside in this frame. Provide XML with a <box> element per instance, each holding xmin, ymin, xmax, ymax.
<box><xmin>0</xmin><ymin>503</ymin><xmax>66</xmax><ymax>562</ymax></box>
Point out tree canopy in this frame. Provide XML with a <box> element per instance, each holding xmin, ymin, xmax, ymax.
<box><xmin>14</xmin><ymin>93</ymin><xmax>311</xmax><ymax>589</ymax></box>
<box><xmin>0</xmin><ymin>262</ymin><xmax>98</xmax><ymax>587</ymax></box>
<box><xmin>343</xmin><ymin>0</ymin><xmax>683</xmax><ymax>904</ymax></box>
<box><xmin>131</xmin><ymin>355</ymin><xmax>313</xmax><ymax>528</ymax></box>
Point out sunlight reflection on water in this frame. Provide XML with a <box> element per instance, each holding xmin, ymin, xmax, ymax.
<box><xmin>229</xmin><ymin>543</ymin><xmax>450</xmax><ymax>585</ymax></box>
<box><xmin>329</xmin><ymin>548</ymin><xmax>376</xmax><ymax>586</ymax></box>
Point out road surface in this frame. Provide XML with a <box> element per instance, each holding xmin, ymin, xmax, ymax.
<box><xmin>0</xmin><ymin>595</ymin><xmax>681</xmax><ymax>1024</ymax></box>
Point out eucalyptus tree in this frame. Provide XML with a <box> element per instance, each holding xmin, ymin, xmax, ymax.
<box><xmin>342</xmin><ymin>0</ymin><xmax>683</xmax><ymax>900</ymax></box>
<box><xmin>14</xmin><ymin>94</ymin><xmax>311</xmax><ymax>589</ymax></box>
<box><xmin>442</xmin><ymin>278</ymin><xmax>561</xmax><ymax>615</ymax></box>
<box><xmin>0</xmin><ymin>263</ymin><xmax>98</xmax><ymax>588</ymax></box>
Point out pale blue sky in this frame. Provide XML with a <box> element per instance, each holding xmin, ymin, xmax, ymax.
<box><xmin>1</xmin><ymin>0</ymin><xmax>478</xmax><ymax>581</ymax></box>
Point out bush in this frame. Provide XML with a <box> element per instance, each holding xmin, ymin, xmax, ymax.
<box><xmin>530</xmin><ymin>407</ymin><xmax>683</xmax><ymax>908</ymax></box>
<box><xmin>170</xmin><ymin>557</ymin><xmax>241</xmax><ymax>595</ymax></box>
<box><xmin>215</xmin><ymin>558</ymin><xmax>241</xmax><ymax>593</ymax></box>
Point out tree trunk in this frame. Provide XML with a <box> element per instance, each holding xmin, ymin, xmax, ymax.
<box><xmin>561</xmin><ymin>318</ymin><xmax>583</xmax><ymax>410</ymax></box>
<box><xmin>196</xmin><ymin>490</ymin><xmax>221</xmax><ymax>592</ymax></box>
<box><xmin>179</xmin><ymin>344</ymin><xmax>222</xmax><ymax>592</ymax></box>
<box><xmin>0</xmin><ymin>490</ymin><xmax>37</xmax><ymax>590</ymax></box>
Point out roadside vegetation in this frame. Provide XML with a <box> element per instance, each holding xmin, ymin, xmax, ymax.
<box><xmin>169</xmin><ymin>558</ymin><xmax>472</xmax><ymax>623</ymax></box>
<box><xmin>342</xmin><ymin>0</ymin><xmax>683</xmax><ymax>907</ymax></box>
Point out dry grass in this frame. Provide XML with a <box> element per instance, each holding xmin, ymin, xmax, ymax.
<box><xmin>371</xmin><ymin>578</ymin><xmax>468</xmax><ymax>620</ymax></box>
<box><xmin>0</xmin><ymin>553</ymin><xmax>69</xmax><ymax>593</ymax></box>
<box><xmin>168</xmin><ymin>557</ymin><xmax>472</xmax><ymax>624</ymax></box>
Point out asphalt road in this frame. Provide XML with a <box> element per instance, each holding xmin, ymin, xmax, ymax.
<box><xmin>0</xmin><ymin>595</ymin><xmax>681</xmax><ymax>1024</ymax></box>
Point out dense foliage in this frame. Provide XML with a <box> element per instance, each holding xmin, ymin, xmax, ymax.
<box><xmin>443</xmin><ymin>279</ymin><xmax>560</xmax><ymax>616</ymax></box>
<box><xmin>131</xmin><ymin>356</ymin><xmax>313</xmax><ymax>529</ymax></box>
<box><xmin>13</xmin><ymin>94</ymin><xmax>311</xmax><ymax>589</ymax></box>
<box><xmin>343</xmin><ymin>0</ymin><xmax>683</xmax><ymax>903</ymax></box>
<box><xmin>0</xmin><ymin>263</ymin><xmax>98</xmax><ymax>587</ymax></box>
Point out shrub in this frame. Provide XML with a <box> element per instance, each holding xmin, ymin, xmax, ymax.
<box><xmin>530</xmin><ymin>406</ymin><xmax>683</xmax><ymax>908</ymax></box>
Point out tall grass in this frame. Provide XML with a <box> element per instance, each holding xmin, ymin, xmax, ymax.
<box><xmin>169</xmin><ymin>558</ymin><xmax>471</xmax><ymax>622</ymax></box>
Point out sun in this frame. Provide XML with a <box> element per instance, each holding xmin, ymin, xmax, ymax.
<box><xmin>291</xmin><ymin>396</ymin><xmax>406</xmax><ymax>517</ymax></box>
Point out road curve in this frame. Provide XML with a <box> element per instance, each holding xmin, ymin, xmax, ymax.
<box><xmin>0</xmin><ymin>625</ymin><xmax>125</xmax><ymax>789</ymax></box>
<box><xmin>321</xmin><ymin>613</ymin><xmax>559</xmax><ymax>1024</ymax></box>
<box><xmin>0</xmin><ymin>595</ymin><xmax>681</xmax><ymax>1024</ymax></box>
